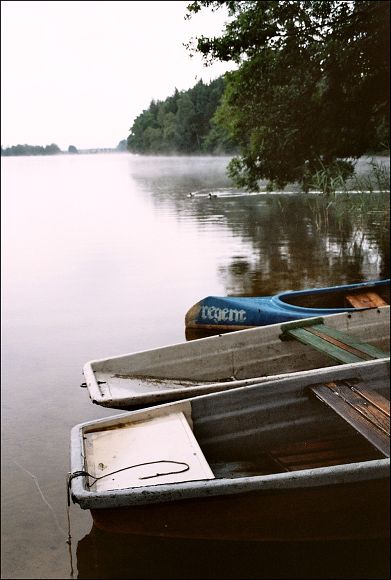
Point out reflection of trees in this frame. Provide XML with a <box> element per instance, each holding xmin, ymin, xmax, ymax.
<box><xmin>130</xmin><ymin>158</ymin><xmax>389</xmax><ymax>296</ymax></box>
<box><xmin>219</xmin><ymin>194</ymin><xmax>390</xmax><ymax>295</ymax></box>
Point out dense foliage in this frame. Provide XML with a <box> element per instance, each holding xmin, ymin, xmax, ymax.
<box><xmin>127</xmin><ymin>78</ymin><xmax>238</xmax><ymax>154</ymax></box>
<box><xmin>116</xmin><ymin>140</ymin><xmax>128</xmax><ymax>151</ymax></box>
<box><xmin>1</xmin><ymin>143</ymin><xmax>61</xmax><ymax>156</ymax></box>
<box><xmin>186</xmin><ymin>1</ymin><xmax>390</xmax><ymax>191</ymax></box>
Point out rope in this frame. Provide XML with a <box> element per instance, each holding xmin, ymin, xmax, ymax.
<box><xmin>67</xmin><ymin>460</ymin><xmax>190</xmax><ymax>493</ymax></box>
<box><xmin>65</xmin><ymin>459</ymin><xmax>190</xmax><ymax>576</ymax></box>
<box><xmin>66</xmin><ymin>472</ymin><xmax>87</xmax><ymax>578</ymax></box>
<box><xmin>89</xmin><ymin>459</ymin><xmax>190</xmax><ymax>486</ymax></box>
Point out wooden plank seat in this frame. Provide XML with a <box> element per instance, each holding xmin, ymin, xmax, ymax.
<box><xmin>207</xmin><ymin>432</ymin><xmax>385</xmax><ymax>478</ymax></box>
<box><xmin>309</xmin><ymin>380</ymin><xmax>390</xmax><ymax>457</ymax></box>
<box><xmin>280</xmin><ymin>318</ymin><xmax>389</xmax><ymax>364</ymax></box>
<box><xmin>345</xmin><ymin>291</ymin><xmax>388</xmax><ymax>309</ymax></box>
<box><xmin>269</xmin><ymin>433</ymin><xmax>384</xmax><ymax>472</ymax></box>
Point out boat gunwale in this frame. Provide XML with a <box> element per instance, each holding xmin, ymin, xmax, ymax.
<box><xmin>272</xmin><ymin>279</ymin><xmax>390</xmax><ymax>313</ymax></box>
<box><xmin>85</xmin><ymin>358</ymin><xmax>390</xmax><ymax>408</ymax></box>
<box><xmin>70</xmin><ymin>441</ymin><xmax>389</xmax><ymax>509</ymax></box>
<box><xmin>80</xmin><ymin>357</ymin><xmax>390</xmax><ymax>428</ymax></box>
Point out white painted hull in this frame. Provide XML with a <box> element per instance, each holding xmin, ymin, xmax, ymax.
<box><xmin>83</xmin><ymin>307</ymin><xmax>390</xmax><ymax>408</ymax></box>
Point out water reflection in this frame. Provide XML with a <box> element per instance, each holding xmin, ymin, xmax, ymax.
<box><xmin>2</xmin><ymin>153</ymin><xmax>389</xmax><ymax>579</ymax></box>
<box><xmin>129</xmin><ymin>156</ymin><xmax>390</xmax><ymax>298</ymax></box>
<box><xmin>77</xmin><ymin>524</ymin><xmax>390</xmax><ymax>579</ymax></box>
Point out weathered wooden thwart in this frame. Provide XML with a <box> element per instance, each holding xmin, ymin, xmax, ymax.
<box><xmin>346</xmin><ymin>291</ymin><xmax>388</xmax><ymax>309</ymax></box>
<box><xmin>70</xmin><ymin>358</ymin><xmax>390</xmax><ymax>541</ymax></box>
<box><xmin>81</xmin><ymin>307</ymin><xmax>390</xmax><ymax>409</ymax></box>
<box><xmin>310</xmin><ymin>380</ymin><xmax>390</xmax><ymax>457</ymax></box>
<box><xmin>280</xmin><ymin>317</ymin><xmax>388</xmax><ymax>364</ymax></box>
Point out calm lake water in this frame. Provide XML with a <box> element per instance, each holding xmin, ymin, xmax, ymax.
<box><xmin>1</xmin><ymin>153</ymin><xmax>390</xmax><ymax>579</ymax></box>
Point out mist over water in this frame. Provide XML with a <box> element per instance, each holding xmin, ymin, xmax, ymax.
<box><xmin>1</xmin><ymin>153</ymin><xmax>389</xmax><ymax>579</ymax></box>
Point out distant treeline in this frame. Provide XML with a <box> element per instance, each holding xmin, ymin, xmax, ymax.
<box><xmin>1</xmin><ymin>143</ymin><xmax>62</xmax><ymax>156</ymax></box>
<box><xmin>127</xmin><ymin>78</ymin><xmax>238</xmax><ymax>155</ymax></box>
<box><xmin>1</xmin><ymin>143</ymin><xmax>132</xmax><ymax>156</ymax></box>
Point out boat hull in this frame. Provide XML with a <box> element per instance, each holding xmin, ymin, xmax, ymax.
<box><xmin>185</xmin><ymin>279</ymin><xmax>390</xmax><ymax>335</ymax></box>
<box><xmin>71</xmin><ymin>359</ymin><xmax>390</xmax><ymax>542</ymax></box>
<box><xmin>83</xmin><ymin>307</ymin><xmax>390</xmax><ymax>408</ymax></box>
<box><xmin>90</xmin><ymin>477</ymin><xmax>390</xmax><ymax>541</ymax></box>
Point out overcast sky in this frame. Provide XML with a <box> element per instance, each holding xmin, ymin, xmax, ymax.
<box><xmin>1</xmin><ymin>0</ymin><xmax>235</xmax><ymax>150</ymax></box>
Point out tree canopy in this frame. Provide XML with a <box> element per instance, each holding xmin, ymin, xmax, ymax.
<box><xmin>186</xmin><ymin>1</ymin><xmax>390</xmax><ymax>191</ymax></box>
<box><xmin>127</xmin><ymin>78</ymin><xmax>238</xmax><ymax>154</ymax></box>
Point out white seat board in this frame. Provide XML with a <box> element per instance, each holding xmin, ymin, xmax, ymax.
<box><xmin>84</xmin><ymin>412</ymin><xmax>215</xmax><ymax>491</ymax></box>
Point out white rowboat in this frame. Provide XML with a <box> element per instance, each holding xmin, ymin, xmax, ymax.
<box><xmin>82</xmin><ymin>307</ymin><xmax>390</xmax><ymax>409</ymax></box>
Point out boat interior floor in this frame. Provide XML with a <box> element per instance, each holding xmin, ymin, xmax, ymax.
<box><xmin>206</xmin><ymin>432</ymin><xmax>384</xmax><ymax>479</ymax></box>
<box><xmin>281</xmin><ymin>287</ymin><xmax>389</xmax><ymax>309</ymax></box>
<box><xmin>199</xmin><ymin>379</ymin><xmax>390</xmax><ymax>480</ymax></box>
<box><xmin>345</xmin><ymin>291</ymin><xmax>388</xmax><ymax>308</ymax></box>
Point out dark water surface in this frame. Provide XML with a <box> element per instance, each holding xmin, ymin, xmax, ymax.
<box><xmin>1</xmin><ymin>153</ymin><xmax>389</xmax><ymax>579</ymax></box>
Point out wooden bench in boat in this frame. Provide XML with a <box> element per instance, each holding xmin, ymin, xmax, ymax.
<box><xmin>280</xmin><ymin>318</ymin><xmax>389</xmax><ymax>364</ymax></box>
<box><xmin>208</xmin><ymin>430</ymin><xmax>385</xmax><ymax>479</ymax></box>
<box><xmin>309</xmin><ymin>380</ymin><xmax>390</xmax><ymax>458</ymax></box>
<box><xmin>345</xmin><ymin>291</ymin><xmax>388</xmax><ymax>309</ymax></box>
<box><xmin>267</xmin><ymin>432</ymin><xmax>385</xmax><ymax>473</ymax></box>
